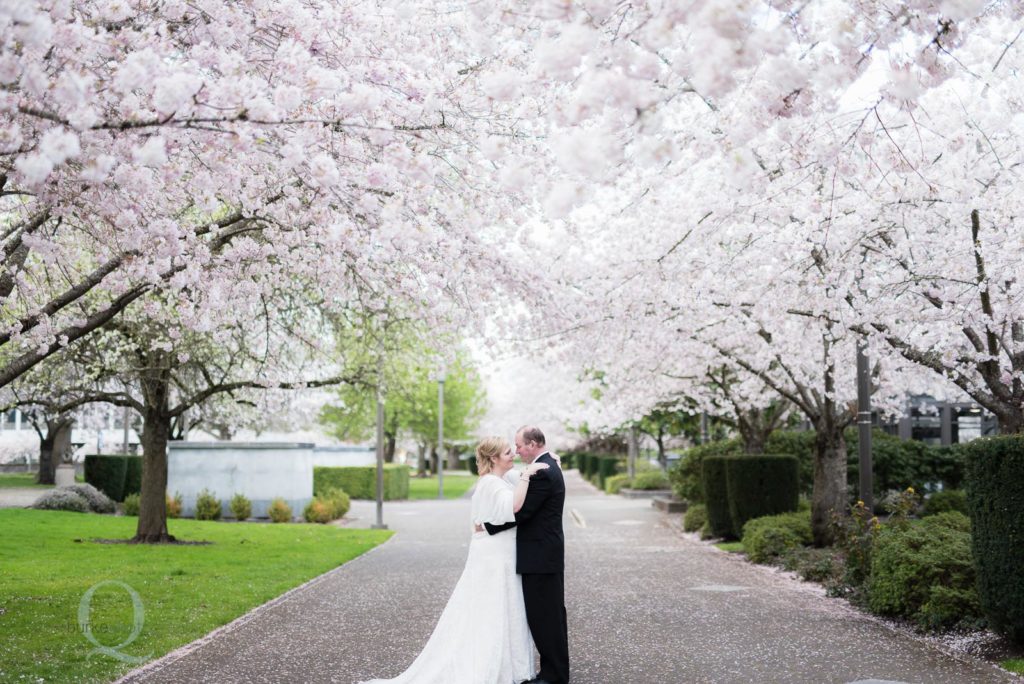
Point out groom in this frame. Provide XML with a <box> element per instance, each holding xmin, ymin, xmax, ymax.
<box><xmin>484</xmin><ymin>425</ymin><xmax>569</xmax><ymax>684</ymax></box>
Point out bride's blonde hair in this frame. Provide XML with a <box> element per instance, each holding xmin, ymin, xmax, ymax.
<box><xmin>475</xmin><ymin>436</ymin><xmax>509</xmax><ymax>476</ymax></box>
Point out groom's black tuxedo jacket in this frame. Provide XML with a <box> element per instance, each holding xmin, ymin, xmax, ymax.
<box><xmin>485</xmin><ymin>452</ymin><xmax>565</xmax><ymax>574</ymax></box>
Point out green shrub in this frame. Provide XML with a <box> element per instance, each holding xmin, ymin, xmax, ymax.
<box><xmin>303</xmin><ymin>499</ymin><xmax>332</xmax><ymax>524</ymax></box>
<box><xmin>726</xmin><ymin>455</ymin><xmax>799</xmax><ymax>537</ymax></box>
<box><xmin>122</xmin><ymin>493</ymin><xmax>140</xmax><ymax>516</ymax></box>
<box><xmin>922</xmin><ymin>489</ymin><xmax>968</xmax><ymax>517</ymax></box>
<box><xmin>230</xmin><ymin>493</ymin><xmax>252</xmax><ymax>521</ymax></box>
<box><xmin>965</xmin><ymin>435</ymin><xmax>1024</xmax><ymax>644</ymax></box>
<box><xmin>867</xmin><ymin>511</ymin><xmax>982</xmax><ymax>630</ymax></box>
<box><xmin>62</xmin><ymin>484</ymin><xmax>115</xmax><ymax>514</ymax></box>
<box><xmin>324</xmin><ymin>488</ymin><xmax>350</xmax><ymax>519</ymax></box>
<box><xmin>669</xmin><ymin>438</ymin><xmax>741</xmax><ymax>503</ymax></box>
<box><xmin>781</xmin><ymin>546</ymin><xmax>841</xmax><ymax>584</ymax></box>
<box><xmin>194</xmin><ymin>489</ymin><xmax>222</xmax><ymax>521</ymax></box>
<box><xmin>830</xmin><ymin>500</ymin><xmax>880</xmax><ymax>600</ymax></box>
<box><xmin>123</xmin><ymin>457</ymin><xmax>143</xmax><ymax>498</ymax></box>
<box><xmin>32</xmin><ymin>489</ymin><xmax>90</xmax><ymax>513</ymax></box>
<box><xmin>313</xmin><ymin>464</ymin><xmax>409</xmax><ymax>500</ymax></box>
<box><xmin>84</xmin><ymin>455</ymin><xmax>128</xmax><ymax>502</ymax></box>
<box><xmin>742</xmin><ymin>510</ymin><xmax>812</xmax><ymax>564</ymax></box>
<box><xmin>701</xmin><ymin>455</ymin><xmax>734</xmax><ymax>539</ymax></box>
<box><xmin>465</xmin><ymin>455</ymin><xmax>479</xmax><ymax>475</ymax></box>
<box><xmin>683</xmin><ymin>503</ymin><xmax>707</xmax><ymax>533</ymax></box>
<box><xmin>166</xmin><ymin>492</ymin><xmax>183</xmax><ymax>519</ymax></box>
<box><xmin>765</xmin><ymin>430</ymin><xmax>816</xmax><ymax>496</ymax></box>
<box><xmin>630</xmin><ymin>470</ymin><xmax>670</xmax><ymax>490</ymax></box>
<box><xmin>604</xmin><ymin>474</ymin><xmax>632</xmax><ymax>494</ymax></box>
<box><xmin>268</xmin><ymin>498</ymin><xmax>292</xmax><ymax>523</ymax></box>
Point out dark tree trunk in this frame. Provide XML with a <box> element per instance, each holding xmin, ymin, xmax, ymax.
<box><xmin>37</xmin><ymin>416</ymin><xmax>73</xmax><ymax>485</ymax></box>
<box><xmin>446</xmin><ymin>445</ymin><xmax>459</xmax><ymax>470</ymax></box>
<box><xmin>384</xmin><ymin>432</ymin><xmax>396</xmax><ymax>463</ymax></box>
<box><xmin>656</xmin><ymin>428</ymin><xmax>666</xmax><ymax>471</ymax></box>
<box><xmin>995</xmin><ymin>408</ymin><xmax>1024</xmax><ymax>435</ymax></box>
<box><xmin>810</xmin><ymin>418</ymin><xmax>848</xmax><ymax>547</ymax></box>
<box><xmin>133</xmin><ymin>366</ymin><xmax>175</xmax><ymax>543</ymax></box>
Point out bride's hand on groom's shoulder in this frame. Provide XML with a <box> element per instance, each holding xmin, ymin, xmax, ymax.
<box><xmin>526</xmin><ymin>462</ymin><xmax>550</xmax><ymax>479</ymax></box>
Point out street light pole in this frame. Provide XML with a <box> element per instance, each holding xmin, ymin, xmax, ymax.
<box><xmin>372</xmin><ymin>350</ymin><xmax>387</xmax><ymax>530</ymax></box>
<box><xmin>857</xmin><ymin>342</ymin><xmax>873</xmax><ymax>512</ymax></box>
<box><xmin>437</xmin><ymin>374</ymin><xmax>445</xmax><ymax>500</ymax></box>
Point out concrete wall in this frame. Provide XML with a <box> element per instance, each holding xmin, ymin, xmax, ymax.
<box><xmin>167</xmin><ymin>442</ymin><xmax>314</xmax><ymax>519</ymax></box>
<box><xmin>312</xmin><ymin>445</ymin><xmax>376</xmax><ymax>468</ymax></box>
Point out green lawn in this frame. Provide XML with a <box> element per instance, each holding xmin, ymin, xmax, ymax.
<box><xmin>0</xmin><ymin>509</ymin><xmax>392</xmax><ymax>683</ymax></box>
<box><xmin>715</xmin><ymin>541</ymin><xmax>745</xmax><ymax>553</ymax></box>
<box><xmin>0</xmin><ymin>472</ymin><xmax>85</xmax><ymax>488</ymax></box>
<box><xmin>408</xmin><ymin>473</ymin><xmax>477</xmax><ymax>500</ymax></box>
<box><xmin>0</xmin><ymin>472</ymin><xmax>52</xmax><ymax>488</ymax></box>
<box><xmin>1003</xmin><ymin>659</ymin><xmax>1024</xmax><ymax>675</ymax></box>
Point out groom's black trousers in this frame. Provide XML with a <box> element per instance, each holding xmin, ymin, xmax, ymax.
<box><xmin>521</xmin><ymin>572</ymin><xmax>569</xmax><ymax>684</ymax></box>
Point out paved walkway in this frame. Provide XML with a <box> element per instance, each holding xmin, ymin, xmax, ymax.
<box><xmin>118</xmin><ymin>471</ymin><xmax>1015</xmax><ymax>684</ymax></box>
<box><xmin>0</xmin><ymin>487</ymin><xmax>50</xmax><ymax>508</ymax></box>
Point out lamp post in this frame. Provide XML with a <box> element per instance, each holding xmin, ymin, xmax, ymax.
<box><xmin>437</xmin><ymin>365</ymin><xmax>446</xmax><ymax>500</ymax></box>
<box><xmin>856</xmin><ymin>342</ymin><xmax>873</xmax><ymax>512</ymax></box>
<box><xmin>372</xmin><ymin>349</ymin><xmax>387</xmax><ymax>530</ymax></box>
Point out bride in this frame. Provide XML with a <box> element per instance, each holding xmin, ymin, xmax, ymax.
<box><xmin>360</xmin><ymin>436</ymin><xmax>549</xmax><ymax>684</ymax></box>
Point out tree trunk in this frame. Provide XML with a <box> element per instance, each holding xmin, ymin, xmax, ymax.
<box><xmin>995</xmin><ymin>407</ymin><xmax>1024</xmax><ymax>435</ymax></box>
<box><xmin>37</xmin><ymin>416</ymin><xmax>73</xmax><ymax>485</ymax></box>
<box><xmin>810</xmin><ymin>421</ymin><xmax>848</xmax><ymax>547</ymax></box>
<box><xmin>133</xmin><ymin>368</ymin><xmax>175</xmax><ymax>543</ymax></box>
<box><xmin>447</xmin><ymin>445</ymin><xmax>459</xmax><ymax>470</ymax></box>
<box><xmin>656</xmin><ymin>428</ymin><xmax>666</xmax><ymax>471</ymax></box>
<box><xmin>416</xmin><ymin>443</ymin><xmax>426</xmax><ymax>477</ymax></box>
<box><xmin>384</xmin><ymin>432</ymin><xmax>396</xmax><ymax>463</ymax></box>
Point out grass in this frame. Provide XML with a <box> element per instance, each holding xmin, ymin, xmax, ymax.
<box><xmin>1002</xmin><ymin>659</ymin><xmax>1024</xmax><ymax>675</ymax></box>
<box><xmin>0</xmin><ymin>473</ymin><xmax>52</xmax><ymax>488</ymax></box>
<box><xmin>407</xmin><ymin>473</ymin><xmax>477</xmax><ymax>500</ymax></box>
<box><xmin>715</xmin><ymin>541</ymin><xmax>745</xmax><ymax>553</ymax></box>
<box><xmin>0</xmin><ymin>508</ymin><xmax>392</xmax><ymax>683</ymax></box>
<box><xmin>0</xmin><ymin>472</ymin><xmax>85</xmax><ymax>488</ymax></box>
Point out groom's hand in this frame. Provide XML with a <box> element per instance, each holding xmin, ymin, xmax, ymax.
<box><xmin>474</xmin><ymin>523</ymin><xmax>484</xmax><ymax>533</ymax></box>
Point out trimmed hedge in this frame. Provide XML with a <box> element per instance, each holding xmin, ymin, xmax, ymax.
<box><xmin>465</xmin><ymin>456</ymin><xmax>479</xmax><ymax>475</ymax></box>
<box><xmin>84</xmin><ymin>455</ymin><xmax>129</xmax><ymax>502</ymax></box>
<box><xmin>669</xmin><ymin>438</ymin><xmax>742</xmax><ymax>504</ymax></box>
<box><xmin>604</xmin><ymin>474</ymin><xmax>632</xmax><ymax>494</ymax></box>
<box><xmin>922</xmin><ymin>489</ymin><xmax>967</xmax><ymax>517</ymax></box>
<box><xmin>314</xmin><ymin>464</ymin><xmax>410</xmax><ymax>500</ymax></box>
<box><xmin>630</xmin><ymin>470</ymin><xmax>670</xmax><ymax>490</ymax></box>
<box><xmin>701</xmin><ymin>456</ymin><xmax>733</xmax><ymax>539</ymax></box>
<box><xmin>596</xmin><ymin>456</ymin><xmax>621</xmax><ymax>490</ymax></box>
<box><xmin>726</xmin><ymin>455</ymin><xmax>799</xmax><ymax>538</ymax></box>
<box><xmin>742</xmin><ymin>510</ymin><xmax>812</xmax><ymax>564</ymax></box>
<box><xmin>683</xmin><ymin>503</ymin><xmax>707</xmax><ymax>533</ymax></box>
<box><xmin>124</xmin><ymin>456</ymin><xmax>143</xmax><ymax>498</ymax></box>
<box><xmin>867</xmin><ymin>511</ymin><xmax>981</xmax><ymax>631</ymax></box>
<box><xmin>964</xmin><ymin>435</ymin><xmax>1024</xmax><ymax>643</ymax></box>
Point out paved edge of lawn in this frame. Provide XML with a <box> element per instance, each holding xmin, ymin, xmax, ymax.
<box><xmin>113</xmin><ymin>533</ymin><xmax>398</xmax><ymax>684</ymax></box>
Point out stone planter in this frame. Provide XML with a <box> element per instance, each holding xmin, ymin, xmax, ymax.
<box><xmin>652</xmin><ymin>495</ymin><xmax>687</xmax><ymax>513</ymax></box>
<box><xmin>620</xmin><ymin>487</ymin><xmax>673</xmax><ymax>499</ymax></box>
<box><xmin>54</xmin><ymin>463</ymin><xmax>76</xmax><ymax>487</ymax></box>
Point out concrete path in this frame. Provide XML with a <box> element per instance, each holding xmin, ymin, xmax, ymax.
<box><xmin>119</xmin><ymin>471</ymin><xmax>1015</xmax><ymax>684</ymax></box>
<box><xmin>0</xmin><ymin>487</ymin><xmax>49</xmax><ymax>508</ymax></box>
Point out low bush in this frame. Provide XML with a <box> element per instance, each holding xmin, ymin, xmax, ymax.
<box><xmin>314</xmin><ymin>464</ymin><xmax>409</xmax><ymax>500</ymax></box>
<box><xmin>742</xmin><ymin>510</ymin><xmax>813</xmax><ymax>564</ymax></box>
<box><xmin>867</xmin><ymin>511</ymin><xmax>982</xmax><ymax>631</ymax></box>
<box><xmin>604</xmin><ymin>474</ymin><xmax>632</xmax><ymax>495</ymax></box>
<box><xmin>62</xmin><ymin>484</ymin><xmax>115</xmax><ymax>514</ymax></box>
<box><xmin>268</xmin><ymin>497</ymin><xmax>292</xmax><ymax>523</ymax></box>
<box><xmin>32</xmin><ymin>489</ymin><xmax>90</xmax><ymax>513</ymax></box>
<box><xmin>596</xmin><ymin>456</ymin><xmax>621</xmax><ymax>490</ymax></box>
<box><xmin>630</xmin><ymin>470</ymin><xmax>670</xmax><ymax>490</ymax></box>
<box><xmin>683</xmin><ymin>503</ymin><xmax>707</xmax><ymax>533</ymax></box>
<box><xmin>230</xmin><ymin>493</ymin><xmax>252</xmax><ymax>521</ymax></box>
<box><xmin>122</xmin><ymin>493</ymin><xmax>140</xmax><ymax>516</ymax></box>
<box><xmin>324</xmin><ymin>488</ymin><xmax>350</xmax><ymax>519</ymax></box>
<box><xmin>166</xmin><ymin>492</ymin><xmax>183</xmax><ymax>519</ymax></box>
<box><xmin>922</xmin><ymin>489</ymin><xmax>968</xmax><ymax>517</ymax></box>
<box><xmin>781</xmin><ymin>546</ymin><xmax>842</xmax><ymax>585</ymax></box>
<box><xmin>194</xmin><ymin>489</ymin><xmax>222</xmax><ymax>521</ymax></box>
<box><xmin>830</xmin><ymin>501</ymin><xmax>880</xmax><ymax>601</ymax></box>
<box><xmin>303</xmin><ymin>499</ymin><xmax>332</xmax><ymax>524</ymax></box>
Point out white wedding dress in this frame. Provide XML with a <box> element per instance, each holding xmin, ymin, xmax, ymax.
<box><xmin>360</xmin><ymin>470</ymin><xmax>536</xmax><ymax>684</ymax></box>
